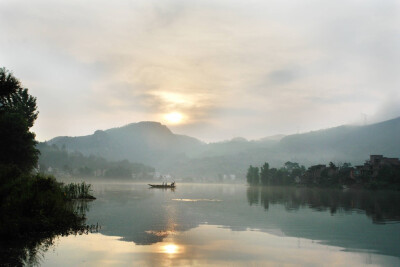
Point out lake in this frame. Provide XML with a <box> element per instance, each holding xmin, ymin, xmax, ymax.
<box><xmin>35</xmin><ymin>183</ymin><xmax>400</xmax><ymax>266</ymax></box>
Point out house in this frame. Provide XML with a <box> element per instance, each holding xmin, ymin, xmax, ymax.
<box><xmin>353</xmin><ymin>155</ymin><xmax>400</xmax><ymax>178</ymax></box>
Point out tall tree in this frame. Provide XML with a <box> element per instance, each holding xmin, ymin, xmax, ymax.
<box><xmin>0</xmin><ymin>67</ymin><xmax>22</xmax><ymax>98</ymax></box>
<box><xmin>246</xmin><ymin>165</ymin><xmax>259</xmax><ymax>185</ymax></box>
<box><xmin>260</xmin><ymin>162</ymin><xmax>270</xmax><ymax>185</ymax></box>
<box><xmin>284</xmin><ymin>161</ymin><xmax>300</xmax><ymax>172</ymax></box>
<box><xmin>0</xmin><ymin>68</ymin><xmax>38</xmax><ymax>128</ymax></box>
<box><xmin>0</xmin><ymin>68</ymin><xmax>39</xmax><ymax>172</ymax></box>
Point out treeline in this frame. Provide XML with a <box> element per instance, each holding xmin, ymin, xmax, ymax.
<box><xmin>38</xmin><ymin>143</ymin><xmax>155</xmax><ymax>179</ymax></box>
<box><xmin>246</xmin><ymin>161</ymin><xmax>306</xmax><ymax>186</ymax></box>
<box><xmin>362</xmin><ymin>164</ymin><xmax>400</xmax><ymax>190</ymax></box>
<box><xmin>247</xmin><ymin>158</ymin><xmax>400</xmax><ymax>190</ymax></box>
<box><xmin>0</xmin><ymin>68</ymin><xmax>90</xmax><ymax>265</ymax></box>
<box><xmin>246</xmin><ymin>161</ymin><xmax>353</xmax><ymax>186</ymax></box>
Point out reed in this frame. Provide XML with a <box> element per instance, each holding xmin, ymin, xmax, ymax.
<box><xmin>62</xmin><ymin>182</ymin><xmax>95</xmax><ymax>200</ymax></box>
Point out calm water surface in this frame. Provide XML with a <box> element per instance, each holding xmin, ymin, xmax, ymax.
<box><xmin>40</xmin><ymin>183</ymin><xmax>400</xmax><ymax>266</ymax></box>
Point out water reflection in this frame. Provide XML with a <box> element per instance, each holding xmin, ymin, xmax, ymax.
<box><xmin>36</xmin><ymin>183</ymin><xmax>400</xmax><ymax>265</ymax></box>
<box><xmin>0</xmin><ymin>200</ymin><xmax>98</xmax><ymax>266</ymax></box>
<box><xmin>78</xmin><ymin>184</ymin><xmax>400</xmax><ymax>259</ymax></box>
<box><xmin>172</xmin><ymin>198</ymin><xmax>222</xmax><ymax>202</ymax></box>
<box><xmin>246</xmin><ymin>186</ymin><xmax>400</xmax><ymax>223</ymax></box>
<box><xmin>42</xmin><ymin>224</ymin><xmax>400</xmax><ymax>266</ymax></box>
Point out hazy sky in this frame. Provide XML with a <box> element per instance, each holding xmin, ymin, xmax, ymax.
<box><xmin>1</xmin><ymin>0</ymin><xmax>399</xmax><ymax>142</ymax></box>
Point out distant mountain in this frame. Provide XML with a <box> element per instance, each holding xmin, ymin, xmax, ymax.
<box><xmin>258</xmin><ymin>134</ymin><xmax>286</xmax><ymax>142</ymax></box>
<box><xmin>279</xmin><ymin>116</ymin><xmax>400</xmax><ymax>164</ymax></box>
<box><xmin>48</xmin><ymin>121</ymin><xmax>204</xmax><ymax>167</ymax></box>
<box><xmin>44</xmin><ymin>117</ymin><xmax>400</xmax><ymax>180</ymax></box>
<box><xmin>170</xmin><ymin>117</ymin><xmax>400</xmax><ymax>178</ymax></box>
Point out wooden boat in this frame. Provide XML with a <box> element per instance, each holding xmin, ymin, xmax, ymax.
<box><xmin>148</xmin><ymin>184</ymin><xmax>176</xmax><ymax>188</ymax></box>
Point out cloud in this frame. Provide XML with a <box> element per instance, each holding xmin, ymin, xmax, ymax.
<box><xmin>1</xmin><ymin>0</ymin><xmax>399</xmax><ymax>141</ymax></box>
<box><xmin>267</xmin><ymin>68</ymin><xmax>301</xmax><ymax>85</ymax></box>
<box><xmin>369</xmin><ymin>96</ymin><xmax>400</xmax><ymax>124</ymax></box>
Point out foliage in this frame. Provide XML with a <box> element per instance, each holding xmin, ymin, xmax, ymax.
<box><xmin>37</xmin><ymin>142</ymin><xmax>155</xmax><ymax>179</ymax></box>
<box><xmin>247</xmin><ymin>161</ymin><xmax>305</xmax><ymax>186</ymax></box>
<box><xmin>0</xmin><ymin>85</ymin><xmax>38</xmax><ymax>128</ymax></box>
<box><xmin>284</xmin><ymin>161</ymin><xmax>300</xmax><ymax>171</ymax></box>
<box><xmin>260</xmin><ymin>162</ymin><xmax>269</xmax><ymax>185</ymax></box>
<box><xmin>62</xmin><ymin>182</ymin><xmax>95</xmax><ymax>200</ymax></box>
<box><xmin>0</xmin><ymin>67</ymin><xmax>22</xmax><ymax>97</ymax></box>
<box><xmin>0</xmin><ymin>173</ymin><xmax>97</xmax><ymax>266</ymax></box>
<box><xmin>0</xmin><ymin>113</ymin><xmax>39</xmax><ymax>172</ymax></box>
<box><xmin>366</xmin><ymin>165</ymin><xmax>400</xmax><ymax>190</ymax></box>
<box><xmin>0</xmin><ymin>68</ymin><xmax>39</xmax><ymax>172</ymax></box>
<box><xmin>0</xmin><ymin>168</ymin><xmax>96</xmax><ymax>265</ymax></box>
<box><xmin>246</xmin><ymin>165</ymin><xmax>259</xmax><ymax>185</ymax></box>
<box><xmin>247</xmin><ymin>157</ymin><xmax>400</xmax><ymax>190</ymax></box>
<box><xmin>0</xmin><ymin>68</ymin><xmax>96</xmax><ymax>265</ymax></box>
<box><xmin>0</xmin><ymin>171</ymin><xmax>86</xmax><ymax>238</ymax></box>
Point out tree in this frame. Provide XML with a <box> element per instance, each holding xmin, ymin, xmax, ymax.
<box><xmin>340</xmin><ymin>162</ymin><xmax>352</xmax><ymax>169</ymax></box>
<box><xmin>284</xmin><ymin>161</ymin><xmax>302</xmax><ymax>185</ymax></box>
<box><xmin>0</xmin><ymin>68</ymin><xmax>39</xmax><ymax>172</ymax></box>
<box><xmin>328</xmin><ymin>162</ymin><xmax>337</xmax><ymax>169</ymax></box>
<box><xmin>0</xmin><ymin>68</ymin><xmax>38</xmax><ymax>128</ymax></box>
<box><xmin>246</xmin><ymin>165</ymin><xmax>259</xmax><ymax>185</ymax></box>
<box><xmin>0</xmin><ymin>67</ymin><xmax>22</xmax><ymax>98</ymax></box>
<box><xmin>260</xmin><ymin>162</ymin><xmax>270</xmax><ymax>185</ymax></box>
<box><xmin>284</xmin><ymin>161</ymin><xmax>300</xmax><ymax>172</ymax></box>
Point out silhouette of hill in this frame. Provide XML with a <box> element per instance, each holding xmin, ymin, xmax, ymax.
<box><xmin>44</xmin><ymin>117</ymin><xmax>400</xmax><ymax>180</ymax></box>
<box><xmin>171</xmin><ymin>117</ymin><xmax>400</xmax><ymax>179</ymax></box>
<box><xmin>48</xmin><ymin>121</ymin><xmax>204</xmax><ymax>168</ymax></box>
<box><xmin>279</xmin><ymin>116</ymin><xmax>400</xmax><ymax>163</ymax></box>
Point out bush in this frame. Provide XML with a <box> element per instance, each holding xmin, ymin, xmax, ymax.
<box><xmin>0</xmin><ymin>171</ymin><xmax>86</xmax><ymax>238</ymax></box>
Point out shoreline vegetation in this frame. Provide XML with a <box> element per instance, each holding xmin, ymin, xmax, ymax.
<box><xmin>62</xmin><ymin>182</ymin><xmax>96</xmax><ymax>200</ymax></box>
<box><xmin>246</xmin><ymin>155</ymin><xmax>400</xmax><ymax>190</ymax></box>
<box><xmin>37</xmin><ymin>142</ymin><xmax>155</xmax><ymax>181</ymax></box>
<box><xmin>0</xmin><ymin>67</ymin><xmax>96</xmax><ymax>265</ymax></box>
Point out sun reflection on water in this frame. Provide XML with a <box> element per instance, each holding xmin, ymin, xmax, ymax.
<box><xmin>40</xmin><ymin>225</ymin><xmax>400</xmax><ymax>266</ymax></box>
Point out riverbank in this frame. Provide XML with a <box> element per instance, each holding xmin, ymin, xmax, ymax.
<box><xmin>0</xmin><ymin>167</ymin><xmax>97</xmax><ymax>265</ymax></box>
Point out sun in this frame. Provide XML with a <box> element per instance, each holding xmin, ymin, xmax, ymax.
<box><xmin>164</xmin><ymin>112</ymin><xmax>183</xmax><ymax>124</ymax></box>
<box><xmin>162</xmin><ymin>244</ymin><xmax>179</xmax><ymax>254</ymax></box>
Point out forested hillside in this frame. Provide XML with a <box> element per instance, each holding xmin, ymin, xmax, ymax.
<box><xmin>43</xmin><ymin>117</ymin><xmax>400</xmax><ymax>180</ymax></box>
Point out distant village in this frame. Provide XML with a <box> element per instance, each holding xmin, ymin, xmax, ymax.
<box><xmin>301</xmin><ymin>155</ymin><xmax>400</xmax><ymax>185</ymax></box>
<box><xmin>247</xmin><ymin>155</ymin><xmax>400</xmax><ymax>189</ymax></box>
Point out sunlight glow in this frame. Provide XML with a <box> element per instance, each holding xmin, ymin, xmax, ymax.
<box><xmin>163</xmin><ymin>244</ymin><xmax>178</xmax><ymax>254</ymax></box>
<box><xmin>158</xmin><ymin>92</ymin><xmax>189</xmax><ymax>105</ymax></box>
<box><xmin>165</xmin><ymin>112</ymin><xmax>183</xmax><ymax>124</ymax></box>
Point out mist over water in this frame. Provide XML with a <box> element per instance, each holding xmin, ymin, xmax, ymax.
<box><xmin>2</xmin><ymin>0</ymin><xmax>400</xmax><ymax>266</ymax></box>
<box><xmin>38</xmin><ymin>183</ymin><xmax>400</xmax><ymax>266</ymax></box>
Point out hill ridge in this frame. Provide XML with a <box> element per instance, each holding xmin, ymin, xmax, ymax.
<box><xmin>44</xmin><ymin>117</ymin><xmax>400</xmax><ymax>179</ymax></box>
